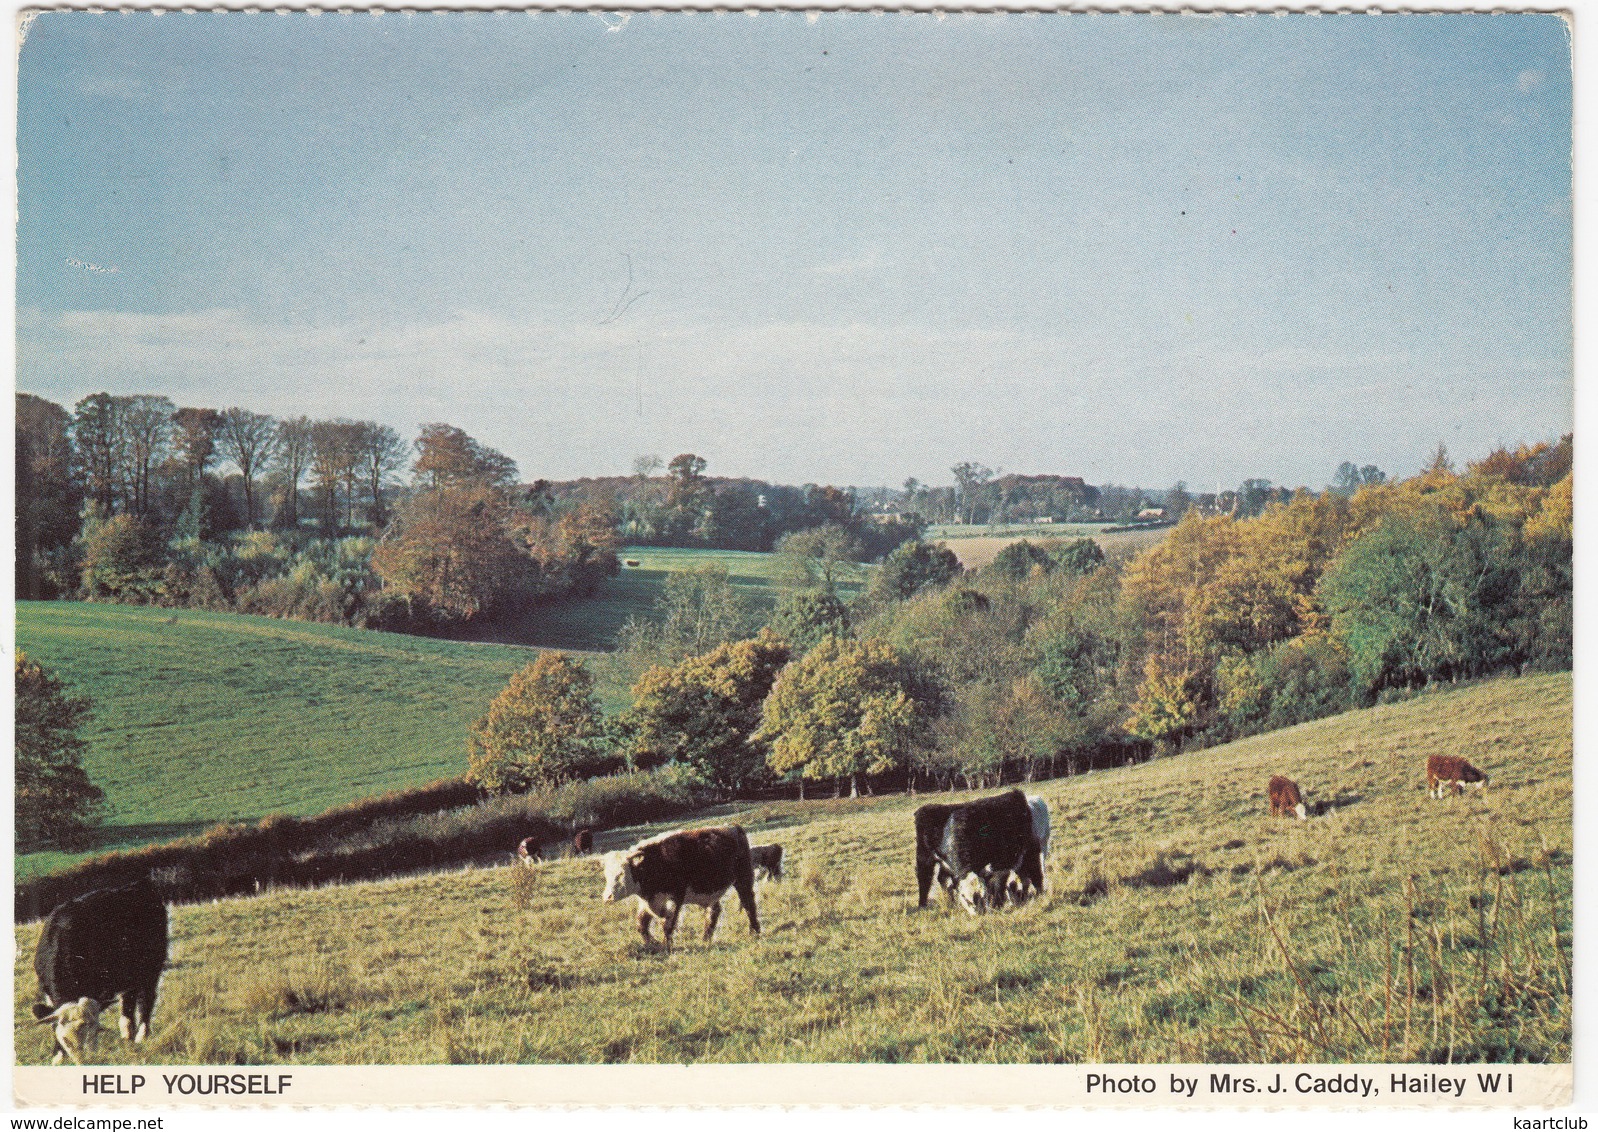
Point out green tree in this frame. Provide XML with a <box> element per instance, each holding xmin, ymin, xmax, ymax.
<box><xmin>1048</xmin><ymin>537</ymin><xmax>1105</xmax><ymax>575</ymax></box>
<box><xmin>987</xmin><ymin>539</ymin><xmax>1055</xmax><ymax>581</ymax></box>
<box><xmin>759</xmin><ymin>637</ymin><xmax>947</xmax><ymax>796</ymax></box>
<box><xmin>1320</xmin><ymin>508</ymin><xmax>1518</xmax><ymax>693</ymax></box>
<box><xmin>16</xmin><ymin>652</ymin><xmax>104</xmax><ymax>848</ymax></box>
<box><xmin>776</xmin><ymin>523</ymin><xmax>862</xmax><ymax>592</ymax></box>
<box><xmin>868</xmin><ymin>538</ymin><xmax>961</xmax><ymax>602</ymax></box>
<box><xmin>467</xmin><ymin>653</ymin><xmax>611</xmax><ymax>793</ymax></box>
<box><xmin>770</xmin><ymin>589</ymin><xmax>851</xmax><ymax>652</ymax></box>
<box><xmin>625</xmin><ymin>632</ymin><xmax>791</xmax><ymax>791</ymax></box>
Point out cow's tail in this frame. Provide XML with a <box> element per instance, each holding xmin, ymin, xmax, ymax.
<box><xmin>730</xmin><ymin>826</ymin><xmax>760</xmax><ymax>934</ymax></box>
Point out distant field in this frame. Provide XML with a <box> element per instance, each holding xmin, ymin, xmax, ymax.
<box><xmin>937</xmin><ymin>525</ymin><xmax>1170</xmax><ymax>570</ymax></box>
<box><xmin>14</xmin><ymin>672</ymin><xmax>1569</xmax><ymax>1065</ymax></box>
<box><xmin>514</xmin><ymin>546</ymin><xmax>866</xmax><ymax>652</ymax></box>
<box><xmin>13</xmin><ymin>603</ymin><xmax>590</xmax><ymax>878</ymax></box>
<box><xmin>926</xmin><ymin>522</ymin><xmax>1113</xmax><ymax>540</ymax></box>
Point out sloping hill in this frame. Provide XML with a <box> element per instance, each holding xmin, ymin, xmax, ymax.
<box><xmin>12</xmin><ymin>672</ymin><xmax>1570</xmax><ymax>1065</ymax></box>
<box><xmin>15</xmin><ymin>603</ymin><xmax>591</xmax><ymax>876</ymax></box>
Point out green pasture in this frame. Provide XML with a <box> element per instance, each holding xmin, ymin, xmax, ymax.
<box><xmin>13</xmin><ymin>603</ymin><xmax>615</xmax><ymax>878</ymax></box>
<box><xmin>522</xmin><ymin>546</ymin><xmax>866</xmax><ymax>652</ymax></box>
<box><xmin>15</xmin><ymin>672</ymin><xmax>1570</xmax><ymax>1065</ymax></box>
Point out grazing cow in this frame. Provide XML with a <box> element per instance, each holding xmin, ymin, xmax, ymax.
<box><xmin>750</xmin><ymin>843</ymin><xmax>785</xmax><ymax>882</ymax></box>
<box><xmin>572</xmin><ymin>828</ymin><xmax>594</xmax><ymax>856</ymax></box>
<box><xmin>1427</xmin><ymin>754</ymin><xmax>1490</xmax><ymax>799</ymax></box>
<box><xmin>917</xmin><ymin>790</ymin><xmax>1042</xmax><ymax>915</ymax></box>
<box><xmin>600</xmin><ymin>826</ymin><xmax>760</xmax><ymax>950</ymax></box>
<box><xmin>517</xmin><ymin>837</ymin><xmax>543</xmax><ymax>868</ymax></box>
<box><xmin>1268</xmin><ymin>775</ymin><xmax>1308</xmax><ymax>821</ymax></box>
<box><xmin>33</xmin><ymin>878</ymin><xmax>168</xmax><ymax>1064</ymax></box>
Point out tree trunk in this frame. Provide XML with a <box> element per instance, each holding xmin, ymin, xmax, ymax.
<box><xmin>849</xmin><ymin>774</ymin><xmax>859</xmax><ymax>799</ymax></box>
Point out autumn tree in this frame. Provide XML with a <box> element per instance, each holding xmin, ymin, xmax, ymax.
<box><xmin>217</xmin><ymin>407</ymin><xmax>278</xmax><ymax>529</ymax></box>
<box><xmin>308</xmin><ymin>419</ymin><xmax>363</xmax><ymax>535</ymax></box>
<box><xmin>625</xmin><ymin>632</ymin><xmax>791</xmax><ymax>791</ymax></box>
<box><xmin>172</xmin><ymin>407</ymin><xmax>225</xmax><ymax>488</ymax></box>
<box><xmin>370</xmin><ymin>484</ymin><xmax>532</xmax><ymax>622</ymax></box>
<box><xmin>71</xmin><ymin>393</ymin><xmax>127</xmax><ymax>514</ymax></box>
<box><xmin>356</xmin><ymin>422</ymin><xmax>408</xmax><ymax>528</ymax></box>
<box><xmin>16</xmin><ymin>652</ymin><xmax>104</xmax><ymax>848</ymax></box>
<box><xmin>467</xmin><ymin>653</ymin><xmax>611</xmax><ymax>794</ymax></box>
<box><xmin>759</xmin><ymin>637</ymin><xmax>947</xmax><ymax>797</ymax></box>
<box><xmin>79</xmin><ymin>512</ymin><xmax>165</xmax><ymax>599</ymax></box>
<box><xmin>770</xmin><ymin>588</ymin><xmax>851</xmax><ymax>652</ymax></box>
<box><xmin>120</xmin><ymin>394</ymin><xmax>176</xmax><ymax>517</ymax></box>
<box><xmin>414</xmin><ymin>423</ymin><xmax>519</xmax><ymax>491</ymax></box>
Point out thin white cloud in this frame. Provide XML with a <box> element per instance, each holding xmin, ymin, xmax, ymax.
<box><xmin>812</xmin><ymin>250</ymin><xmax>883</xmax><ymax>278</ymax></box>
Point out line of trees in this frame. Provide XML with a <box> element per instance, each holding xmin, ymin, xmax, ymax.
<box><xmin>16</xmin><ymin>393</ymin><xmax>620</xmax><ymax>629</ymax></box>
<box><xmin>466</xmin><ymin>438</ymin><xmax>1571</xmax><ymax>801</ymax></box>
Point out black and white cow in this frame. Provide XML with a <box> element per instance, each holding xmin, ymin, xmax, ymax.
<box><xmin>750</xmin><ymin>843</ymin><xmax>785</xmax><ymax>882</ymax></box>
<box><xmin>915</xmin><ymin>790</ymin><xmax>1044</xmax><ymax>915</ymax></box>
<box><xmin>599</xmin><ymin>826</ymin><xmax>760</xmax><ymax>950</ymax></box>
<box><xmin>32</xmin><ymin>877</ymin><xmax>169</xmax><ymax>1064</ymax></box>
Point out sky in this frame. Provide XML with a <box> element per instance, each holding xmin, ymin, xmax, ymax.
<box><xmin>15</xmin><ymin>11</ymin><xmax>1573</xmax><ymax>491</ymax></box>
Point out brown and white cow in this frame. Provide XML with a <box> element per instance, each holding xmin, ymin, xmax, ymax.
<box><xmin>1427</xmin><ymin>754</ymin><xmax>1489</xmax><ymax>799</ymax></box>
<box><xmin>599</xmin><ymin>826</ymin><xmax>760</xmax><ymax>950</ymax></box>
<box><xmin>517</xmin><ymin>837</ymin><xmax>543</xmax><ymax>868</ymax></box>
<box><xmin>1268</xmin><ymin>775</ymin><xmax>1307</xmax><ymax>821</ymax></box>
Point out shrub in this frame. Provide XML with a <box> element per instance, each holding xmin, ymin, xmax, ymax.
<box><xmin>467</xmin><ymin>653</ymin><xmax>614</xmax><ymax>794</ymax></box>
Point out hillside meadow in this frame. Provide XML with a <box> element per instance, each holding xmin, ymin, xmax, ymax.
<box><xmin>13</xmin><ymin>672</ymin><xmax>1570</xmax><ymax>1065</ymax></box>
<box><xmin>13</xmin><ymin>603</ymin><xmax>578</xmax><ymax>878</ymax></box>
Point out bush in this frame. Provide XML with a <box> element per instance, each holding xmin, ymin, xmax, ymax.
<box><xmin>467</xmin><ymin>653</ymin><xmax>615</xmax><ymax>794</ymax></box>
<box><xmin>769</xmin><ymin>589</ymin><xmax>851</xmax><ymax>652</ymax></box>
<box><xmin>869</xmin><ymin>539</ymin><xmax>961</xmax><ymax>602</ymax></box>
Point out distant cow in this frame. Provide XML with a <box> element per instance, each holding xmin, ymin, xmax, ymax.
<box><xmin>33</xmin><ymin>878</ymin><xmax>169</xmax><ymax>1064</ymax></box>
<box><xmin>1427</xmin><ymin>755</ymin><xmax>1489</xmax><ymax>799</ymax></box>
<box><xmin>750</xmin><ymin>843</ymin><xmax>785</xmax><ymax>881</ymax></box>
<box><xmin>1268</xmin><ymin>775</ymin><xmax>1308</xmax><ymax>821</ymax></box>
<box><xmin>600</xmin><ymin>826</ymin><xmax>760</xmax><ymax>950</ymax></box>
<box><xmin>572</xmin><ymin>829</ymin><xmax>594</xmax><ymax>856</ymax></box>
<box><xmin>517</xmin><ymin>837</ymin><xmax>543</xmax><ymax>868</ymax></box>
<box><xmin>917</xmin><ymin>790</ymin><xmax>1042</xmax><ymax>915</ymax></box>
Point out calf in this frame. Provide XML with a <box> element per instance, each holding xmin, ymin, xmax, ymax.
<box><xmin>517</xmin><ymin>837</ymin><xmax>543</xmax><ymax>868</ymax></box>
<box><xmin>750</xmin><ymin>843</ymin><xmax>785</xmax><ymax>882</ymax></box>
<box><xmin>1427</xmin><ymin>754</ymin><xmax>1489</xmax><ymax>799</ymax></box>
<box><xmin>33</xmin><ymin>877</ymin><xmax>168</xmax><ymax>1064</ymax></box>
<box><xmin>572</xmin><ymin>828</ymin><xmax>594</xmax><ymax>856</ymax></box>
<box><xmin>600</xmin><ymin>826</ymin><xmax>760</xmax><ymax>950</ymax></box>
<box><xmin>1268</xmin><ymin>775</ymin><xmax>1307</xmax><ymax>820</ymax></box>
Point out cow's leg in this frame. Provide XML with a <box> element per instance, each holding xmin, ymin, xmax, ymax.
<box><xmin>119</xmin><ymin>994</ymin><xmax>137</xmax><ymax>1041</ymax></box>
<box><xmin>702</xmin><ymin>900</ymin><xmax>722</xmax><ymax>942</ymax></box>
<box><xmin>915</xmin><ymin>849</ymin><xmax>935</xmax><ymax>908</ymax></box>
<box><xmin>661</xmin><ymin>900</ymin><xmax>681</xmax><ymax>951</ymax></box>
<box><xmin>635</xmin><ymin>907</ymin><xmax>656</xmax><ymax>945</ymax></box>
<box><xmin>1021</xmin><ymin>844</ymin><xmax>1045</xmax><ymax>896</ymax></box>
<box><xmin>134</xmin><ymin>981</ymin><xmax>158</xmax><ymax>1042</ymax></box>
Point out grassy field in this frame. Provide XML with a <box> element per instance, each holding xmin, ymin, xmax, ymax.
<box><xmin>937</xmin><ymin>526</ymin><xmax>1171</xmax><ymax>570</ymax></box>
<box><xmin>13</xmin><ymin>603</ymin><xmax>594</xmax><ymax>878</ymax></box>
<box><xmin>14</xmin><ymin>672</ymin><xmax>1570</xmax><ymax>1065</ymax></box>
<box><xmin>512</xmin><ymin>546</ymin><xmax>867</xmax><ymax>652</ymax></box>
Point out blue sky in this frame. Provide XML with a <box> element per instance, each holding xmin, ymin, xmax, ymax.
<box><xmin>16</xmin><ymin>11</ymin><xmax>1572</xmax><ymax>490</ymax></box>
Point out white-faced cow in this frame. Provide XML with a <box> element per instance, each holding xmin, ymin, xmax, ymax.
<box><xmin>1268</xmin><ymin>775</ymin><xmax>1308</xmax><ymax>820</ymax></box>
<box><xmin>33</xmin><ymin>877</ymin><xmax>169</xmax><ymax>1064</ymax></box>
<box><xmin>750</xmin><ymin>843</ymin><xmax>785</xmax><ymax>882</ymax></box>
<box><xmin>1427</xmin><ymin>755</ymin><xmax>1490</xmax><ymax>799</ymax></box>
<box><xmin>916</xmin><ymin>790</ymin><xmax>1042</xmax><ymax>915</ymax></box>
<box><xmin>600</xmin><ymin>826</ymin><xmax>760</xmax><ymax>950</ymax></box>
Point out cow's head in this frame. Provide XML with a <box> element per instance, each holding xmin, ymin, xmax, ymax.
<box><xmin>1294</xmin><ymin>801</ymin><xmax>1308</xmax><ymax>821</ymax></box>
<box><xmin>600</xmin><ymin>850</ymin><xmax>640</xmax><ymax>903</ymax></box>
<box><xmin>955</xmin><ymin>872</ymin><xmax>991</xmax><ymax>915</ymax></box>
<box><xmin>33</xmin><ymin>997</ymin><xmax>102</xmax><ymax>1065</ymax></box>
